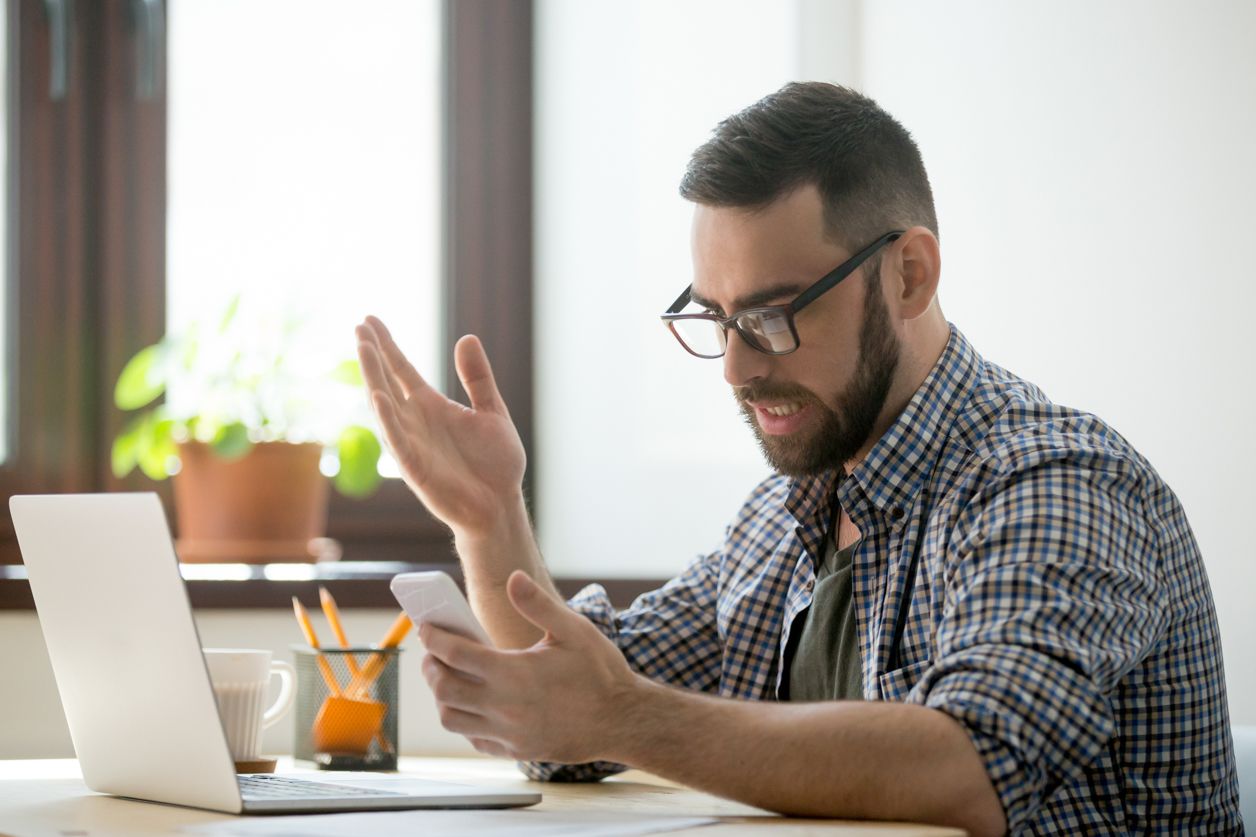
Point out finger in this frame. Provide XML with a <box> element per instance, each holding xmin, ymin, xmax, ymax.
<box><xmin>364</xmin><ymin>316</ymin><xmax>430</xmax><ymax>399</ymax></box>
<box><xmin>367</xmin><ymin>391</ymin><xmax>432</xmax><ymax>486</ymax></box>
<box><xmin>436</xmin><ymin>704</ymin><xmax>494</xmax><ymax>738</ymax></box>
<box><xmin>421</xmin><ymin>654</ymin><xmax>487</xmax><ymax>712</ymax></box>
<box><xmin>419</xmin><ymin>623</ymin><xmax>497</xmax><ymax>680</ymax></box>
<box><xmin>356</xmin><ymin>336</ymin><xmax>407</xmax><ymax>414</ymax></box>
<box><xmin>506</xmin><ymin>570</ymin><xmax>576</xmax><ymax>641</ymax></box>
<box><xmin>468</xmin><ymin>737</ymin><xmax>511</xmax><ymax>759</ymax></box>
<box><xmin>454</xmin><ymin>335</ymin><xmax>509</xmax><ymax>417</ymax></box>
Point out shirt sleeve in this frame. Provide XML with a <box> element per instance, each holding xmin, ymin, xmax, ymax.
<box><xmin>908</xmin><ymin>449</ymin><xmax>1169</xmax><ymax>831</ymax></box>
<box><xmin>518</xmin><ymin>548</ymin><xmax>725</xmax><ymax>782</ymax></box>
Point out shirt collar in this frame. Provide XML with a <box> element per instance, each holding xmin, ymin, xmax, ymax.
<box><xmin>847</xmin><ymin>323</ymin><xmax>979</xmax><ymax>524</ymax></box>
<box><xmin>783</xmin><ymin>324</ymin><xmax>979</xmax><ymax>533</ymax></box>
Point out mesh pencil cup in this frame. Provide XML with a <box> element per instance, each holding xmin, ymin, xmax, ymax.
<box><xmin>292</xmin><ymin>645</ymin><xmax>401</xmax><ymax>771</ymax></box>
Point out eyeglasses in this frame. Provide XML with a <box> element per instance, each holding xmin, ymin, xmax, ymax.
<box><xmin>660</xmin><ymin>230</ymin><xmax>904</xmax><ymax>359</ymax></box>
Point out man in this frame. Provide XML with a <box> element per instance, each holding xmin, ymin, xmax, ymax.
<box><xmin>356</xmin><ymin>83</ymin><xmax>1241</xmax><ymax>834</ymax></box>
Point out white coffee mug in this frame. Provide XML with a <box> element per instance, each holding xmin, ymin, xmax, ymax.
<box><xmin>203</xmin><ymin>648</ymin><xmax>295</xmax><ymax>762</ymax></box>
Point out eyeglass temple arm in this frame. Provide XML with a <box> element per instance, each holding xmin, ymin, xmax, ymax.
<box><xmin>791</xmin><ymin>230</ymin><xmax>904</xmax><ymax>311</ymax></box>
<box><xmin>665</xmin><ymin>286</ymin><xmax>692</xmax><ymax>314</ymax></box>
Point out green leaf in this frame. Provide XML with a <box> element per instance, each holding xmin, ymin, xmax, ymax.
<box><xmin>334</xmin><ymin>425</ymin><xmax>382</xmax><ymax>498</ymax></box>
<box><xmin>211</xmin><ymin>422</ymin><xmax>253</xmax><ymax>459</ymax></box>
<box><xmin>114</xmin><ymin>345</ymin><xmax>166</xmax><ymax>410</ymax></box>
<box><xmin>135</xmin><ymin>415</ymin><xmax>177</xmax><ymax>481</ymax></box>
<box><xmin>111</xmin><ymin>415</ymin><xmax>145</xmax><ymax>478</ymax></box>
<box><xmin>330</xmin><ymin>359</ymin><xmax>364</xmax><ymax>387</ymax></box>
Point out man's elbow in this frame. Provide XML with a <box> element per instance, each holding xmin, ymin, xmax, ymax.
<box><xmin>951</xmin><ymin>803</ymin><xmax>1006</xmax><ymax>837</ymax></box>
<box><xmin>941</xmin><ymin>774</ymin><xmax>1006</xmax><ymax>837</ymax></box>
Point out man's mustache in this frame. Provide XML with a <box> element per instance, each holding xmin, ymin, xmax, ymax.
<box><xmin>733</xmin><ymin>382</ymin><xmax>822</xmax><ymax>406</ymax></box>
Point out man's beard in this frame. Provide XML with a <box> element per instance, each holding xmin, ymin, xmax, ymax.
<box><xmin>736</xmin><ymin>275</ymin><xmax>900</xmax><ymax>478</ymax></box>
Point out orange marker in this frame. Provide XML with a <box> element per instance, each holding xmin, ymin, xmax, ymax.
<box><xmin>292</xmin><ymin>596</ymin><xmax>343</xmax><ymax>696</ymax></box>
<box><xmin>318</xmin><ymin>587</ymin><xmax>362</xmax><ymax>679</ymax></box>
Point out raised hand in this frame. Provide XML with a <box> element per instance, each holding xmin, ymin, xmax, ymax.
<box><xmin>355</xmin><ymin>316</ymin><xmax>526</xmax><ymax>538</ymax></box>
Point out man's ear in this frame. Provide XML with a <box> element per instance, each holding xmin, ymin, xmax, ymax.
<box><xmin>887</xmin><ymin>227</ymin><xmax>941</xmax><ymax>320</ymax></box>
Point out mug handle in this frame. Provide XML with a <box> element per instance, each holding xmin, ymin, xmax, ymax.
<box><xmin>262</xmin><ymin>660</ymin><xmax>296</xmax><ymax>729</ymax></box>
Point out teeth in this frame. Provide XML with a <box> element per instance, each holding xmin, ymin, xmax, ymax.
<box><xmin>765</xmin><ymin>403</ymin><xmax>801</xmax><ymax>417</ymax></box>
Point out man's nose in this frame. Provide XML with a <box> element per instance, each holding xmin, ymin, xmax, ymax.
<box><xmin>723</xmin><ymin>328</ymin><xmax>769</xmax><ymax>388</ymax></box>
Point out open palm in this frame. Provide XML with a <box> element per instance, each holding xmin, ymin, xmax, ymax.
<box><xmin>356</xmin><ymin>317</ymin><xmax>526</xmax><ymax>536</ymax></box>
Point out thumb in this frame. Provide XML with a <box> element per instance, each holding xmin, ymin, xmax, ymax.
<box><xmin>454</xmin><ymin>334</ymin><xmax>508</xmax><ymax>416</ymax></box>
<box><xmin>506</xmin><ymin>571</ymin><xmax>573</xmax><ymax>640</ymax></box>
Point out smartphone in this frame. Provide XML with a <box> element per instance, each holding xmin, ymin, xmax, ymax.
<box><xmin>389</xmin><ymin>571</ymin><xmax>493</xmax><ymax>646</ymax></box>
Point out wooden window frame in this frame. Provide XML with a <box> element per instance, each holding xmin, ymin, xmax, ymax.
<box><xmin>0</xmin><ymin>0</ymin><xmax>535</xmax><ymax>566</ymax></box>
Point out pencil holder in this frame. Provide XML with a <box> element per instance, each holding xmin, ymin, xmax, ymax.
<box><xmin>292</xmin><ymin>645</ymin><xmax>401</xmax><ymax>771</ymax></box>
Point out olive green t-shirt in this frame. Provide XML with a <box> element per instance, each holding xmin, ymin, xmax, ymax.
<box><xmin>786</xmin><ymin>538</ymin><xmax>863</xmax><ymax>702</ymax></box>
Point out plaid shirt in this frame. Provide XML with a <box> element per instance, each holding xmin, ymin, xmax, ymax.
<box><xmin>523</xmin><ymin>326</ymin><xmax>1242</xmax><ymax>835</ymax></box>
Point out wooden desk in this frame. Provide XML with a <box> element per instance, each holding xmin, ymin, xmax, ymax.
<box><xmin>0</xmin><ymin>758</ymin><xmax>965</xmax><ymax>836</ymax></box>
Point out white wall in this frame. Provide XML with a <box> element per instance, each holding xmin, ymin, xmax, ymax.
<box><xmin>535</xmin><ymin>0</ymin><xmax>1255</xmax><ymax>723</ymax></box>
<box><xmin>534</xmin><ymin>0</ymin><xmax>797</xmax><ymax>579</ymax></box>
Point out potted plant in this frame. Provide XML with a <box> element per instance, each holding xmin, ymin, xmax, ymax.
<box><xmin>111</xmin><ymin>297</ymin><xmax>383</xmax><ymax>563</ymax></box>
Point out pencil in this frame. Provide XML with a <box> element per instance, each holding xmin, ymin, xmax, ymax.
<box><xmin>347</xmin><ymin>611</ymin><xmax>413</xmax><ymax>698</ymax></box>
<box><xmin>292</xmin><ymin>596</ymin><xmax>343</xmax><ymax>696</ymax></box>
<box><xmin>318</xmin><ymin>586</ymin><xmax>362</xmax><ymax>679</ymax></box>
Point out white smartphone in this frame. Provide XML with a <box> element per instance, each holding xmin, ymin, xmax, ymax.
<box><xmin>389</xmin><ymin>571</ymin><xmax>493</xmax><ymax>646</ymax></box>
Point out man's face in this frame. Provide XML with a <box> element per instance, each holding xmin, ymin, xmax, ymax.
<box><xmin>689</xmin><ymin>185</ymin><xmax>901</xmax><ymax>477</ymax></box>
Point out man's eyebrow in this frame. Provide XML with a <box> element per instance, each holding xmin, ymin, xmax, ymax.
<box><xmin>688</xmin><ymin>283</ymin><xmax>806</xmax><ymax>314</ymax></box>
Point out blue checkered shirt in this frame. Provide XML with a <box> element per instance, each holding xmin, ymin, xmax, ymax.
<box><xmin>523</xmin><ymin>326</ymin><xmax>1242</xmax><ymax>834</ymax></box>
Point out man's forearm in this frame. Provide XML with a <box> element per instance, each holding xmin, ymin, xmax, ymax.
<box><xmin>454</xmin><ymin>496</ymin><xmax>559</xmax><ymax>649</ymax></box>
<box><xmin>605</xmin><ymin>678</ymin><xmax>1006</xmax><ymax>836</ymax></box>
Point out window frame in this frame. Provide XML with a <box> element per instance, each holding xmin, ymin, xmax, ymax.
<box><xmin>0</xmin><ymin>0</ymin><xmax>535</xmax><ymax>566</ymax></box>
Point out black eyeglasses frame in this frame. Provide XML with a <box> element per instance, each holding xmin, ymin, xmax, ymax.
<box><xmin>660</xmin><ymin>230</ymin><xmax>905</xmax><ymax>359</ymax></box>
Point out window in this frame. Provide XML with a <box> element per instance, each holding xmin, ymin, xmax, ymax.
<box><xmin>0</xmin><ymin>0</ymin><xmax>9</xmax><ymax>465</ymax></box>
<box><xmin>166</xmin><ymin>0</ymin><xmax>443</xmax><ymax>407</ymax></box>
<box><xmin>0</xmin><ymin>0</ymin><xmax>533</xmax><ymax>565</ymax></box>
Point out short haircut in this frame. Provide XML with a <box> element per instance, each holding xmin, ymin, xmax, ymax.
<box><xmin>680</xmin><ymin>82</ymin><xmax>939</xmax><ymax>252</ymax></box>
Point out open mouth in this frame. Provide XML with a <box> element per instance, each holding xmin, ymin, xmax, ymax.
<box><xmin>750</xmin><ymin>401</ymin><xmax>812</xmax><ymax>435</ymax></box>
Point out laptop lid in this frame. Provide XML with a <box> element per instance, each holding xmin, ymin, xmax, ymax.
<box><xmin>12</xmin><ymin>493</ymin><xmax>245</xmax><ymax>813</ymax></box>
<box><xmin>12</xmin><ymin>493</ymin><xmax>541</xmax><ymax>814</ymax></box>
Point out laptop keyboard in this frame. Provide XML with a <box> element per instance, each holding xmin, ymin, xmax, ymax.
<box><xmin>238</xmin><ymin>774</ymin><xmax>406</xmax><ymax>800</ymax></box>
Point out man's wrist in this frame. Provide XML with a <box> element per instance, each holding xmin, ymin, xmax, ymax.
<box><xmin>603</xmin><ymin>675</ymin><xmax>677</xmax><ymax>768</ymax></box>
<box><xmin>451</xmin><ymin>496</ymin><xmax>533</xmax><ymax>564</ymax></box>
<box><xmin>451</xmin><ymin>496</ymin><xmax>555</xmax><ymax>599</ymax></box>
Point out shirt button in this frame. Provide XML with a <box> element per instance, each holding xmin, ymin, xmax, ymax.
<box><xmin>891</xmin><ymin>506</ymin><xmax>906</xmax><ymax>521</ymax></box>
<box><xmin>804</xmin><ymin>580</ymin><xmax>814</xmax><ymax>593</ymax></box>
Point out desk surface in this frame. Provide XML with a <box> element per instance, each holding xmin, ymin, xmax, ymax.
<box><xmin>0</xmin><ymin>758</ymin><xmax>964</xmax><ymax>836</ymax></box>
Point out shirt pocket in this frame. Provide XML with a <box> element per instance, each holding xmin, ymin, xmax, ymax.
<box><xmin>877</xmin><ymin>657</ymin><xmax>932</xmax><ymax>702</ymax></box>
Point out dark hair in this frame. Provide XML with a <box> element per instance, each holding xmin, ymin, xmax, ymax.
<box><xmin>679</xmin><ymin>82</ymin><xmax>938</xmax><ymax>251</ymax></box>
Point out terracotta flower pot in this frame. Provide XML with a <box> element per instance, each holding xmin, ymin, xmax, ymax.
<box><xmin>172</xmin><ymin>441</ymin><xmax>337</xmax><ymax>563</ymax></box>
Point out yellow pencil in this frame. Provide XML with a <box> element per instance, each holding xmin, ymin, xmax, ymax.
<box><xmin>318</xmin><ymin>587</ymin><xmax>362</xmax><ymax>679</ymax></box>
<box><xmin>347</xmin><ymin>611</ymin><xmax>412</xmax><ymax>698</ymax></box>
<box><xmin>292</xmin><ymin>596</ymin><xmax>343</xmax><ymax>696</ymax></box>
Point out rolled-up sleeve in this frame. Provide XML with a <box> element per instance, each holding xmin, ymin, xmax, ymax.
<box><xmin>520</xmin><ymin>549</ymin><xmax>725</xmax><ymax>781</ymax></box>
<box><xmin>908</xmin><ymin>453</ymin><xmax>1169</xmax><ymax>831</ymax></box>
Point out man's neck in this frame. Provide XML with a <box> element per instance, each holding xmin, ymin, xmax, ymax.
<box><xmin>845</xmin><ymin>316</ymin><xmax>951</xmax><ymax>472</ymax></box>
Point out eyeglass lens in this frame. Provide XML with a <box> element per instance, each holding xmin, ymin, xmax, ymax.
<box><xmin>671</xmin><ymin>309</ymin><xmax>795</xmax><ymax>358</ymax></box>
<box><xmin>741</xmin><ymin>310</ymin><xmax>794</xmax><ymax>353</ymax></box>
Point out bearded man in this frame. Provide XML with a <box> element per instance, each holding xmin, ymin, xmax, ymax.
<box><xmin>357</xmin><ymin>82</ymin><xmax>1242</xmax><ymax>835</ymax></box>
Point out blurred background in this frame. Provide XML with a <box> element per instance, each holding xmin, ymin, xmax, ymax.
<box><xmin>1</xmin><ymin>0</ymin><xmax>1252</xmax><ymax>757</ymax></box>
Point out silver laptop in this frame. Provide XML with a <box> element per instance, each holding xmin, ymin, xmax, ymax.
<box><xmin>11</xmin><ymin>493</ymin><xmax>541</xmax><ymax>814</ymax></box>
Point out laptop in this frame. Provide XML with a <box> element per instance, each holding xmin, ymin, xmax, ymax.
<box><xmin>10</xmin><ymin>492</ymin><xmax>541</xmax><ymax>814</ymax></box>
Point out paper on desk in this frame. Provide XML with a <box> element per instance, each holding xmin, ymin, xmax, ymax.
<box><xmin>184</xmin><ymin>810</ymin><xmax>715</xmax><ymax>837</ymax></box>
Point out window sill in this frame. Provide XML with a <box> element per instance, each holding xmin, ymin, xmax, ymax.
<box><xmin>0</xmin><ymin>563</ymin><xmax>662</xmax><ymax>610</ymax></box>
